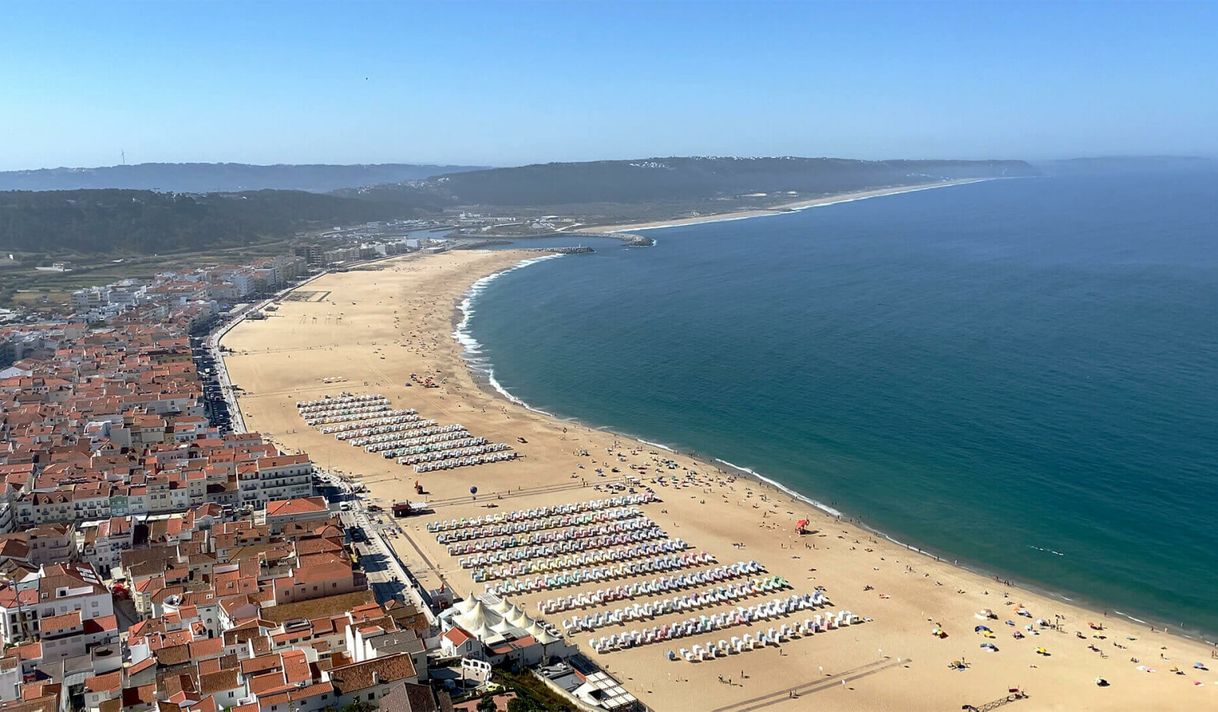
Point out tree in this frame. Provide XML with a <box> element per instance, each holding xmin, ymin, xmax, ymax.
<box><xmin>477</xmin><ymin>695</ymin><xmax>499</xmax><ymax>712</ymax></box>
<box><xmin>507</xmin><ymin>697</ymin><xmax>541</xmax><ymax>712</ymax></box>
<box><xmin>340</xmin><ymin>701</ymin><xmax>377</xmax><ymax>712</ymax></box>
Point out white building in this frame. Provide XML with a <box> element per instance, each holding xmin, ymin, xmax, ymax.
<box><xmin>437</xmin><ymin>594</ymin><xmax>568</xmax><ymax>666</ymax></box>
<box><xmin>238</xmin><ymin>454</ymin><xmax>313</xmax><ymax>507</ymax></box>
<box><xmin>0</xmin><ymin>563</ymin><xmax>112</xmax><ymax>644</ymax></box>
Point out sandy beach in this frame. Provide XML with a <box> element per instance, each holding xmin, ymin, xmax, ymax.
<box><xmin>580</xmin><ymin>179</ymin><xmax>993</xmax><ymax>234</ymax></box>
<box><xmin>222</xmin><ymin>248</ymin><xmax>1217</xmax><ymax>711</ymax></box>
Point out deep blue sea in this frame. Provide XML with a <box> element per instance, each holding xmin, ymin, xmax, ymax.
<box><xmin>462</xmin><ymin>170</ymin><xmax>1218</xmax><ymax>638</ymax></box>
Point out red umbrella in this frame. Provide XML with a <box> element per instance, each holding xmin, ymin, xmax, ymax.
<box><xmin>796</xmin><ymin>518</ymin><xmax>809</xmax><ymax>532</ymax></box>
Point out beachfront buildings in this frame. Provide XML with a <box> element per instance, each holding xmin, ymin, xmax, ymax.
<box><xmin>238</xmin><ymin>453</ymin><xmax>314</xmax><ymax>507</ymax></box>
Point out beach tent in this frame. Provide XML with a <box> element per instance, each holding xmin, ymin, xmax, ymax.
<box><xmin>454</xmin><ymin>600</ymin><xmax>496</xmax><ymax>632</ymax></box>
<box><xmin>533</xmin><ymin>627</ymin><xmax>561</xmax><ymax>646</ymax></box>
<box><xmin>470</xmin><ymin>622</ymin><xmax>499</xmax><ymax>642</ymax></box>
<box><xmin>489</xmin><ymin>597</ymin><xmax>516</xmax><ymax>616</ymax></box>
<box><xmin>508</xmin><ymin>609</ymin><xmax>536</xmax><ymax>630</ymax></box>
<box><xmin>453</xmin><ymin>596</ymin><xmax>482</xmax><ymax>616</ymax></box>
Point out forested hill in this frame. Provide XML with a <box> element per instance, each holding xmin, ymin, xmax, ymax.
<box><xmin>0</xmin><ymin>190</ymin><xmax>436</xmax><ymax>254</ymax></box>
<box><xmin>0</xmin><ymin>157</ymin><xmax>1041</xmax><ymax>256</ymax></box>
<box><xmin>0</xmin><ymin>162</ymin><xmax>485</xmax><ymax>193</ymax></box>
<box><xmin>365</xmin><ymin>156</ymin><xmax>1039</xmax><ymax>206</ymax></box>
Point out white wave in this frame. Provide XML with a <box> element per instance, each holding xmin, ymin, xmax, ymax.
<box><xmin>453</xmin><ymin>254</ymin><xmax>566</xmax><ymax>419</ymax></box>
<box><xmin>452</xmin><ymin>253</ymin><xmax>564</xmax><ymax>370</ymax></box>
<box><xmin>637</xmin><ymin>438</ymin><xmax>675</xmax><ymax>452</ymax></box>
<box><xmin>880</xmin><ymin>532</ymin><xmax>929</xmax><ymax>556</ymax></box>
<box><xmin>714</xmin><ymin>458</ymin><xmax>844</xmax><ymax>518</ymax></box>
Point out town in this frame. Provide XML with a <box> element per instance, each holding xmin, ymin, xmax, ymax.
<box><xmin>0</xmin><ymin>242</ymin><xmax>631</xmax><ymax>712</ymax></box>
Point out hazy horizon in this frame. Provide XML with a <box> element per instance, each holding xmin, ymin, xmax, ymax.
<box><xmin>3</xmin><ymin>153</ymin><xmax>1217</xmax><ymax>175</ymax></box>
<box><xmin>5</xmin><ymin>1</ymin><xmax>1216</xmax><ymax>171</ymax></box>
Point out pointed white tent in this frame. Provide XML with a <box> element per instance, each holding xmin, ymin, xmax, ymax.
<box><xmin>453</xmin><ymin>595</ymin><xmax>481</xmax><ymax>615</ymax></box>
<box><xmin>528</xmin><ymin>622</ymin><xmax>561</xmax><ymax>645</ymax></box>
<box><xmin>468</xmin><ymin>621</ymin><xmax>498</xmax><ymax>642</ymax></box>
<box><xmin>454</xmin><ymin>599</ymin><xmax>497</xmax><ymax>633</ymax></box>
<box><xmin>489</xmin><ymin>597</ymin><xmax>516</xmax><ymax>616</ymax></box>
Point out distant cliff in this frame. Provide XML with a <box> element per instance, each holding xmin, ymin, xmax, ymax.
<box><xmin>0</xmin><ymin>162</ymin><xmax>486</xmax><ymax>193</ymax></box>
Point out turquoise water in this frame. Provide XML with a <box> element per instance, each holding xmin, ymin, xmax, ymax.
<box><xmin>463</xmin><ymin>171</ymin><xmax>1218</xmax><ymax>637</ymax></box>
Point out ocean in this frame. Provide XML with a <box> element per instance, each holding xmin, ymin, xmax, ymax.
<box><xmin>458</xmin><ymin>169</ymin><xmax>1218</xmax><ymax>638</ymax></box>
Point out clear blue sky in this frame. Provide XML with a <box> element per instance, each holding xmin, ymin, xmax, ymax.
<box><xmin>3</xmin><ymin>1</ymin><xmax>1216</xmax><ymax>169</ymax></box>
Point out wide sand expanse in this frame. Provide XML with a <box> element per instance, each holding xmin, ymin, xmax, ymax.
<box><xmin>581</xmin><ymin>179</ymin><xmax>991</xmax><ymax>233</ymax></box>
<box><xmin>223</xmin><ymin>249</ymin><xmax>1216</xmax><ymax>711</ymax></box>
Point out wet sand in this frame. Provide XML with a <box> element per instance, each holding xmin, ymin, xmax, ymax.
<box><xmin>222</xmin><ymin>249</ymin><xmax>1217</xmax><ymax>711</ymax></box>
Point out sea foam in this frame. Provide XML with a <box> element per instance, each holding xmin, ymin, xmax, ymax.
<box><xmin>714</xmin><ymin>458</ymin><xmax>844</xmax><ymax>519</ymax></box>
<box><xmin>454</xmin><ymin>253</ymin><xmax>565</xmax><ymax>417</ymax></box>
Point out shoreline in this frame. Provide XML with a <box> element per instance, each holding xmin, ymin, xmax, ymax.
<box><xmin>581</xmin><ymin>178</ymin><xmax>996</xmax><ymax>234</ymax></box>
<box><xmin>448</xmin><ymin>252</ymin><xmax>1217</xmax><ymax>646</ymax></box>
<box><xmin>222</xmin><ymin>248</ymin><xmax>1218</xmax><ymax>710</ymax></box>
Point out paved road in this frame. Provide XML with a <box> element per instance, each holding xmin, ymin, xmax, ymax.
<box><xmin>319</xmin><ymin>470</ymin><xmax>439</xmax><ymax>624</ymax></box>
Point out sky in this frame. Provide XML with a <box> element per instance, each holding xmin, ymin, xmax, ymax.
<box><xmin>2</xmin><ymin>0</ymin><xmax>1216</xmax><ymax>170</ymax></box>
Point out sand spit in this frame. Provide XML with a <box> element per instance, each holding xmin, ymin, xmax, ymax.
<box><xmin>582</xmin><ymin>179</ymin><xmax>993</xmax><ymax>234</ymax></box>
